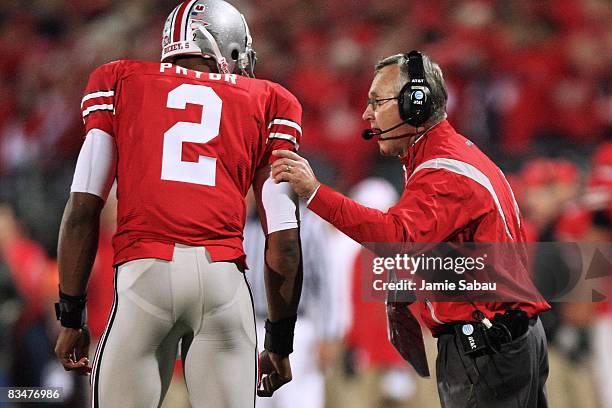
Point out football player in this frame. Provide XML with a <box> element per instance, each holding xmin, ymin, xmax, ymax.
<box><xmin>53</xmin><ymin>1</ymin><xmax>303</xmax><ymax>407</ymax></box>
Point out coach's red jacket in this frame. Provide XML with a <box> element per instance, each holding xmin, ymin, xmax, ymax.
<box><xmin>308</xmin><ymin>120</ymin><xmax>550</xmax><ymax>335</ymax></box>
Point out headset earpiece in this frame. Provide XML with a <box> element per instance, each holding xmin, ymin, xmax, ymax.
<box><xmin>398</xmin><ymin>51</ymin><xmax>432</xmax><ymax>127</ymax></box>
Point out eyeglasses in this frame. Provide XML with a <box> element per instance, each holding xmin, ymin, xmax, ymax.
<box><xmin>366</xmin><ymin>96</ymin><xmax>398</xmax><ymax>110</ymax></box>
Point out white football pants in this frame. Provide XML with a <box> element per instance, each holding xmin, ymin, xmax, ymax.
<box><xmin>90</xmin><ymin>245</ymin><xmax>257</xmax><ymax>408</ymax></box>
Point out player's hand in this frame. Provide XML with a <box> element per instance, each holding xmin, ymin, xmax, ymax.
<box><xmin>257</xmin><ymin>350</ymin><xmax>292</xmax><ymax>397</ymax></box>
<box><xmin>54</xmin><ymin>325</ymin><xmax>92</xmax><ymax>375</ymax></box>
<box><xmin>271</xmin><ymin>150</ymin><xmax>320</xmax><ymax>201</ymax></box>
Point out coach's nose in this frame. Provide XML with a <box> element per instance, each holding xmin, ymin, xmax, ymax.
<box><xmin>362</xmin><ymin>103</ymin><xmax>375</xmax><ymax>123</ymax></box>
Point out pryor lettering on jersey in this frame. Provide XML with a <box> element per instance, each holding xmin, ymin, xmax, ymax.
<box><xmin>159</xmin><ymin>63</ymin><xmax>237</xmax><ymax>84</ymax></box>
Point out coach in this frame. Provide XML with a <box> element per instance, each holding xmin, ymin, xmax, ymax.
<box><xmin>272</xmin><ymin>51</ymin><xmax>551</xmax><ymax>407</ymax></box>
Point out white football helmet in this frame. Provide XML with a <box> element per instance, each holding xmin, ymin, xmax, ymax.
<box><xmin>161</xmin><ymin>0</ymin><xmax>256</xmax><ymax>77</ymax></box>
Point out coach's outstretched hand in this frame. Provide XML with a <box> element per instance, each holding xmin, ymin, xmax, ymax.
<box><xmin>55</xmin><ymin>326</ymin><xmax>92</xmax><ymax>375</ymax></box>
<box><xmin>271</xmin><ymin>150</ymin><xmax>320</xmax><ymax>201</ymax></box>
<box><xmin>257</xmin><ymin>350</ymin><xmax>292</xmax><ymax>397</ymax></box>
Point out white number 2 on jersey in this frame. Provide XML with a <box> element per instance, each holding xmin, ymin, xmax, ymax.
<box><xmin>161</xmin><ymin>84</ymin><xmax>222</xmax><ymax>186</ymax></box>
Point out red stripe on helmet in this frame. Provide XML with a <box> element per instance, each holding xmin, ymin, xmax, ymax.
<box><xmin>172</xmin><ymin>1</ymin><xmax>190</xmax><ymax>42</ymax></box>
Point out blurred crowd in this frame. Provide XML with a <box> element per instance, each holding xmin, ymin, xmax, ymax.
<box><xmin>0</xmin><ymin>0</ymin><xmax>611</xmax><ymax>407</ymax></box>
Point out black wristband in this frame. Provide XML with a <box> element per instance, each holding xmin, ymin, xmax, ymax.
<box><xmin>264</xmin><ymin>315</ymin><xmax>297</xmax><ymax>356</ymax></box>
<box><xmin>55</xmin><ymin>289</ymin><xmax>87</xmax><ymax>329</ymax></box>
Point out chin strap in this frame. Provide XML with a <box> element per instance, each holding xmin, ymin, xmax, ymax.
<box><xmin>195</xmin><ymin>25</ymin><xmax>230</xmax><ymax>74</ymax></box>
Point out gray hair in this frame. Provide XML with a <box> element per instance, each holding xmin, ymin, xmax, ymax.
<box><xmin>375</xmin><ymin>52</ymin><xmax>448</xmax><ymax>125</ymax></box>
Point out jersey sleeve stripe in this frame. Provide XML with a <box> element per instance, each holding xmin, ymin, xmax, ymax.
<box><xmin>269</xmin><ymin>132</ymin><xmax>298</xmax><ymax>147</ymax></box>
<box><xmin>81</xmin><ymin>90</ymin><xmax>115</xmax><ymax>108</ymax></box>
<box><xmin>268</xmin><ymin>118</ymin><xmax>302</xmax><ymax>134</ymax></box>
<box><xmin>82</xmin><ymin>104</ymin><xmax>114</xmax><ymax>118</ymax></box>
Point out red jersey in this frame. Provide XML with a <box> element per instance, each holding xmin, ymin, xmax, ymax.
<box><xmin>308</xmin><ymin>120</ymin><xmax>550</xmax><ymax>334</ymax></box>
<box><xmin>81</xmin><ymin>60</ymin><xmax>302</xmax><ymax>267</ymax></box>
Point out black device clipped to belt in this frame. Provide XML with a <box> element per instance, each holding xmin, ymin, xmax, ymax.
<box><xmin>454</xmin><ymin>309</ymin><xmax>530</xmax><ymax>357</ymax></box>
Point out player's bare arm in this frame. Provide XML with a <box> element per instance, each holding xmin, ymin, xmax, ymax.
<box><xmin>253</xmin><ymin>167</ymin><xmax>303</xmax><ymax>396</ymax></box>
<box><xmin>258</xmin><ymin>227</ymin><xmax>302</xmax><ymax>396</ymax></box>
<box><xmin>58</xmin><ymin>193</ymin><xmax>103</xmax><ymax>295</ymax></box>
<box><xmin>264</xmin><ymin>227</ymin><xmax>302</xmax><ymax>323</ymax></box>
<box><xmin>54</xmin><ymin>192</ymin><xmax>103</xmax><ymax>374</ymax></box>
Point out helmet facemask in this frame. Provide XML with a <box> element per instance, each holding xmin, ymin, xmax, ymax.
<box><xmin>236</xmin><ymin>13</ymin><xmax>256</xmax><ymax>77</ymax></box>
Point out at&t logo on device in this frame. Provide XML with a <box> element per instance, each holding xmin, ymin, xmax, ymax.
<box><xmin>462</xmin><ymin>324</ymin><xmax>474</xmax><ymax>336</ymax></box>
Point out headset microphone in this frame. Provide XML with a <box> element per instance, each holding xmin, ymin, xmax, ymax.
<box><xmin>361</xmin><ymin>128</ymin><xmax>378</xmax><ymax>140</ymax></box>
<box><xmin>361</xmin><ymin>119</ymin><xmax>410</xmax><ymax>140</ymax></box>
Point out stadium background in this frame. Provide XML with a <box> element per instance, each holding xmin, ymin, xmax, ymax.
<box><xmin>0</xmin><ymin>0</ymin><xmax>610</xmax><ymax>407</ymax></box>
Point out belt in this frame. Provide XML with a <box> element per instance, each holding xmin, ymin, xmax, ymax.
<box><xmin>435</xmin><ymin>315</ymin><xmax>538</xmax><ymax>339</ymax></box>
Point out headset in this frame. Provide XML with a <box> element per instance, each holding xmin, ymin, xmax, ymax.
<box><xmin>399</xmin><ymin>50</ymin><xmax>432</xmax><ymax>127</ymax></box>
<box><xmin>362</xmin><ymin>50</ymin><xmax>433</xmax><ymax>140</ymax></box>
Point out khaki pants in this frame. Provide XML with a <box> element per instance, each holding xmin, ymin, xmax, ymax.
<box><xmin>91</xmin><ymin>245</ymin><xmax>256</xmax><ymax>408</ymax></box>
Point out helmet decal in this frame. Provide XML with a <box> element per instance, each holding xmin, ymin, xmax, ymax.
<box><xmin>173</xmin><ymin>0</ymin><xmax>192</xmax><ymax>43</ymax></box>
